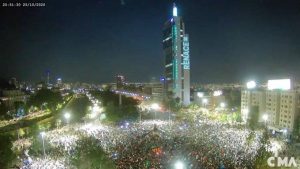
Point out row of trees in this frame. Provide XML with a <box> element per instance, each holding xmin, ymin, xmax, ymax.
<box><xmin>27</xmin><ymin>89</ymin><xmax>63</xmax><ymax>112</ymax></box>
<box><xmin>0</xmin><ymin>89</ymin><xmax>64</xmax><ymax>120</ymax></box>
<box><xmin>90</xmin><ymin>90</ymin><xmax>139</xmax><ymax>122</ymax></box>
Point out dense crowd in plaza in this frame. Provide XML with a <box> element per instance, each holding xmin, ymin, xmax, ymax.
<box><xmin>15</xmin><ymin>118</ymin><xmax>273</xmax><ymax>169</ymax></box>
<box><xmin>111</xmin><ymin>120</ymin><xmax>264</xmax><ymax>169</ymax></box>
<box><xmin>22</xmin><ymin>157</ymin><xmax>68</xmax><ymax>169</ymax></box>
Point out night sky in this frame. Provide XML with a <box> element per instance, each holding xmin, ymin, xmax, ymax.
<box><xmin>1</xmin><ymin>0</ymin><xmax>300</xmax><ymax>84</ymax></box>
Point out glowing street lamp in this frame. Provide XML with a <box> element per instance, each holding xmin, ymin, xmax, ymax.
<box><xmin>40</xmin><ymin>132</ymin><xmax>46</xmax><ymax>158</ymax></box>
<box><xmin>64</xmin><ymin>112</ymin><xmax>71</xmax><ymax>124</ymax></box>
<box><xmin>197</xmin><ymin>92</ymin><xmax>204</xmax><ymax>98</ymax></box>
<box><xmin>174</xmin><ymin>161</ymin><xmax>184</xmax><ymax>169</ymax></box>
<box><xmin>220</xmin><ymin>102</ymin><xmax>226</xmax><ymax>108</ymax></box>
<box><xmin>151</xmin><ymin>103</ymin><xmax>160</xmax><ymax>119</ymax></box>
<box><xmin>202</xmin><ymin>98</ymin><xmax>208</xmax><ymax>108</ymax></box>
<box><xmin>151</xmin><ymin>103</ymin><xmax>160</xmax><ymax>110</ymax></box>
<box><xmin>246</xmin><ymin>81</ymin><xmax>256</xmax><ymax>89</ymax></box>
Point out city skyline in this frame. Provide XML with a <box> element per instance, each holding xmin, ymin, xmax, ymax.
<box><xmin>1</xmin><ymin>0</ymin><xmax>300</xmax><ymax>83</ymax></box>
<box><xmin>1</xmin><ymin>1</ymin><xmax>300</xmax><ymax>168</ymax></box>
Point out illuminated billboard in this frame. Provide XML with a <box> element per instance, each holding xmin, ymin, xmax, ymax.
<box><xmin>267</xmin><ymin>79</ymin><xmax>291</xmax><ymax>90</ymax></box>
<box><xmin>182</xmin><ymin>35</ymin><xmax>190</xmax><ymax>70</ymax></box>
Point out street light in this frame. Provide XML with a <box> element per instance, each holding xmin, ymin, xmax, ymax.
<box><xmin>202</xmin><ymin>98</ymin><xmax>208</xmax><ymax>108</ymax></box>
<box><xmin>220</xmin><ymin>102</ymin><xmax>226</xmax><ymax>108</ymax></box>
<box><xmin>262</xmin><ymin>114</ymin><xmax>268</xmax><ymax>126</ymax></box>
<box><xmin>197</xmin><ymin>92</ymin><xmax>204</xmax><ymax>98</ymax></box>
<box><xmin>151</xmin><ymin>103</ymin><xmax>160</xmax><ymax>119</ymax></box>
<box><xmin>174</xmin><ymin>161</ymin><xmax>184</xmax><ymax>169</ymax></box>
<box><xmin>151</xmin><ymin>103</ymin><xmax>160</xmax><ymax>110</ymax></box>
<box><xmin>40</xmin><ymin>132</ymin><xmax>46</xmax><ymax>158</ymax></box>
<box><xmin>247</xmin><ymin>81</ymin><xmax>256</xmax><ymax>89</ymax></box>
<box><xmin>64</xmin><ymin>112</ymin><xmax>71</xmax><ymax>124</ymax></box>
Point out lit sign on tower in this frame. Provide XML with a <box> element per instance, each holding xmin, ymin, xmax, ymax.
<box><xmin>182</xmin><ymin>35</ymin><xmax>190</xmax><ymax>70</ymax></box>
<box><xmin>267</xmin><ymin>79</ymin><xmax>291</xmax><ymax>90</ymax></box>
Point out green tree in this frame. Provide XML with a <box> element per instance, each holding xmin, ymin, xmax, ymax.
<box><xmin>14</xmin><ymin>101</ymin><xmax>25</xmax><ymax>117</ymax></box>
<box><xmin>224</xmin><ymin>89</ymin><xmax>241</xmax><ymax>108</ymax></box>
<box><xmin>162</xmin><ymin>98</ymin><xmax>181</xmax><ymax>113</ymax></box>
<box><xmin>0</xmin><ymin>102</ymin><xmax>9</xmax><ymax>120</ymax></box>
<box><xmin>62</xmin><ymin>96</ymin><xmax>91</xmax><ymax>122</ymax></box>
<box><xmin>90</xmin><ymin>90</ymin><xmax>139</xmax><ymax>122</ymax></box>
<box><xmin>248</xmin><ymin>106</ymin><xmax>259</xmax><ymax>130</ymax></box>
<box><xmin>293</xmin><ymin>117</ymin><xmax>300</xmax><ymax>140</ymax></box>
<box><xmin>0</xmin><ymin>134</ymin><xmax>17</xmax><ymax>168</ymax></box>
<box><xmin>27</xmin><ymin>89</ymin><xmax>63</xmax><ymax>111</ymax></box>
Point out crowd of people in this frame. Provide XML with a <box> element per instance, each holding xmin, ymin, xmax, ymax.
<box><xmin>12</xmin><ymin>138</ymin><xmax>32</xmax><ymax>152</ymax></box>
<box><xmin>45</xmin><ymin>127</ymin><xmax>80</xmax><ymax>156</ymax></box>
<box><xmin>21</xmin><ymin>157</ymin><xmax>68</xmax><ymax>169</ymax></box>
<box><xmin>111</xmin><ymin>120</ymin><xmax>264</xmax><ymax>169</ymax></box>
<box><xmin>16</xmin><ymin>119</ymin><xmax>271</xmax><ymax>169</ymax></box>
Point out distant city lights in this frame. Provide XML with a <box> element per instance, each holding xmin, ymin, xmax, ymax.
<box><xmin>213</xmin><ymin>90</ymin><xmax>222</xmax><ymax>96</ymax></box>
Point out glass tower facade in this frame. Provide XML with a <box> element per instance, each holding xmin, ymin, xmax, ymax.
<box><xmin>163</xmin><ymin>4</ymin><xmax>190</xmax><ymax>105</ymax></box>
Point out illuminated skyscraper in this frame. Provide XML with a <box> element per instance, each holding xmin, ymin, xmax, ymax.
<box><xmin>163</xmin><ymin>3</ymin><xmax>190</xmax><ymax>105</ymax></box>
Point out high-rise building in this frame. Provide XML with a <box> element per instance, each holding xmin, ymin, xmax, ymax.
<box><xmin>163</xmin><ymin>3</ymin><xmax>190</xmax><ymax>105</ymax></box>
<box><xmin>241</xmin><ymin>79</ymin><xmax>300</xmax><ymax>135</ymax></box>
<box><xmin>241</xmin><ymin>90</ymin><xmax>266</xmax><ymax>122</ymax></box>
<box><xmin>116</xmin><ymin>75</ymin><xmax>125</xmax><ymax>90</ymax></box>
